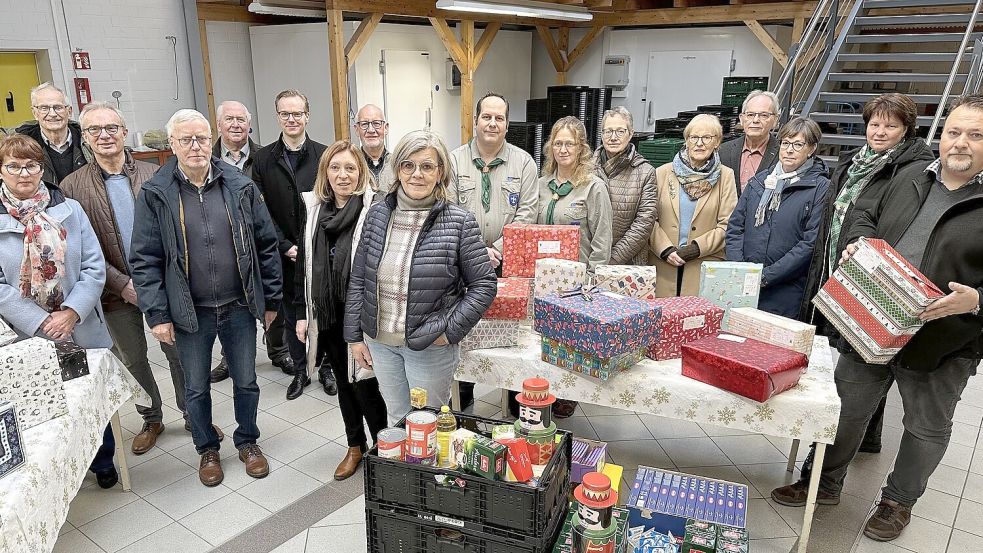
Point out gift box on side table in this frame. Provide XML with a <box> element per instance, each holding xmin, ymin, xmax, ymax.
<box><xmin>534</xmin><ymin>258</ymin><xmax>588</xmax><ymax>298</ymax></box>
<box><xmin>55</xmin><ymin>340</ymin><xmax>90</xmax><ymax>381</ymax></box>
<box><xmin>698</xmin><ymin>262</ymin><xmax>763</xmax><ymax>325</ymax></box>
<box><xmin>726</xmin><ymin>307</ymin><xmax>816</xmax><ymax>357</ymax></box>
<box><xmin>503</xmin><ymin>223</ymin><xmax>580</xmax><ymax>278</ymax></box>
<box><xmin>0</xmin><ymin>402</ymin><xmax>25</xmax><ymax>479</ymax></box>
<box><xmin>647</xmin><ymin>296</ymin><xmax>724</xmax><ymax>361</ymax></box>
<box><xmin>594</xmin><ymin>265</ymin><xmax>659</xmax><ymax>300</ymax></box>
<box><xmin>485</xmin><ymin>277</ymin><xmax>533</xmax><ymax>320</ymax></box>
<box><xmin>681</xmin><ymin>334</ymin><xmax>808</xmax><ymax>402</ymax></box>
<box><xmin>0</xmin><ymin>337</ymin><xmax>67</xmax><ymax>429</ymax></box>
<box><xmin>461</xmin><ymin>319</ymin><xmax>522</xmax><ymax>352</ymax></box>
<box><xmin>534</xmin><ymin>291</ymin><xmax>662</xmax><ymax>358</ymax></box>
<box><xmin>541</xmin><ymin>336</ymin><xmax>645</xmax><ymax>380</ymax></box>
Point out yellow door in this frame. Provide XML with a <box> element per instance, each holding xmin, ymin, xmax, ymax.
<box><xmin>0</xmin><ymin>52</ymin><xmax>41</xmax><ymax>129</ymax></box>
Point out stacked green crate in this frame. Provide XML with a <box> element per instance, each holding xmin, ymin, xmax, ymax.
<box><xmin>721</xmin><ymin>76</ymin><xmax>769</xmax><ymax>108</ymax></box>
<box><xmin>638</xmin><ymin>138</ymin><xmax>684</xmax><ymax>167</ymax></box>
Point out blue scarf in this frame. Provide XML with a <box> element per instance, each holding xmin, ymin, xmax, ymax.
<box><xmin>754</xmin><ymin>157</ymin><xmax>815</xmax><ymax>227</ymax></box>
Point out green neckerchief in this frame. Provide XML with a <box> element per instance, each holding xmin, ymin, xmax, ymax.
<box><xmin>545</xmin><ymin>178</ymin><xmax>574</xmax><ymax>224</ymax></box>
<box><xmin>473</xmin><ymin>155</ymin><xmax>505</xmax><ymax>213</ymax></box>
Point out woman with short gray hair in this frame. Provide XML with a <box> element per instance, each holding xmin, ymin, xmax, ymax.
<box><xmin>344</xmin><ymin>130</ymin><xmax>496</xmax><ymax>423</ymax></box>
<box><xmin>593</xmin><ymin>107</ymin><xmax>657</xmax><ymax>265</ymax></box>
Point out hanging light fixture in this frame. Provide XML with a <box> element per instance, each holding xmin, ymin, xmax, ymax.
<box><xmin>436</xmin><ymin>0</ymin><xmax>593</xmax><ymax>22</ymax></box>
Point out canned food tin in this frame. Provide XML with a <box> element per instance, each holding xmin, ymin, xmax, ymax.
<box><xmin>405</xmin><ymin>410</ymin><xmax>438</xmax><ymax>458</ymax></box>
<box><xmin>376</xmin><ymin>427</ymin><xmax>406</xmax><ymax>460</ymax></box>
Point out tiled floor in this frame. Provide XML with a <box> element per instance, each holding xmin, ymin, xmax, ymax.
<box><xmin>51</xmin><ymin>332</ymin><xmax>983</xmax><ymax>553</ymax></box>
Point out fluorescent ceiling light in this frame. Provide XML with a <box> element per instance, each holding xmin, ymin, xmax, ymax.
<box><xmin>247</xmin><ymin>1</ymin><xmax>326</xmax><ymax>18</ymax></box>
<box><xmin>436</xmin><ymin>0</ymin><xmax>593</xmax><ymax>22</ymax></box>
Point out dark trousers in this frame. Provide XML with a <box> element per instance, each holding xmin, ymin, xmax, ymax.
<box><xmin>89</xmin><ymin>423</ymin><xmax>115</xmax><ymax>473</ymax></box>
<box><xmin>176</xmin><ymin>302</ymin><xmax>261</xmax><ymax>453</ymax></box>
<box><xmin>801</xmin><ymin>395</ymin><xmax>886</xmax><ymax>479</ymax></box>
<box><xmin>319</xmin><ymin>311</ymin><xmax>388</xmax><ymax>448</ymax></box>
<box><xmin>278</xmin><ymin>280</ymin><xmax>307</xmax><ymax>376</ymax></box>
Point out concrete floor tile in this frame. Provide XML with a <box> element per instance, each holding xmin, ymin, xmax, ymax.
<box><xmin>588</xmin><ymin>414</ymin><xmax>654</xmax><ymax>441</ymax></box>
<box><xmin>659</xmin><ymin>437</ymin><xmax>731</xmax><ymax>467</ymax></box>
<box><xmin>305</xmin><ymin>524</ymin><xmax>366</xmax><ymax>553</ymax></box>
<box><xmin>116</xmin><ymin>523</ymin><xmax>211</xmax><ymax>553</ymax></box>
<box><xmin>143</xmin><ymin>472</ymin><xmax>234</xmax><ymax>520</ymax></box>
<box><xmin>51</xmin><ymin>529</ymin><xmax>104</xmax><ymax>553</ymax></box>
<box><xmin>713</xmin><ymin>434</ymin><xmax>787</xmax><ymax>465</ymax></box>
<box><xmin>954</xmin><ymin>499</ymin><xmax>983</xmax><ymax>538</ymax></box>
<box><xmin>77</xmin><ymin>499</ymin><xmax>172</xmax><ymax>552</ymax></box>
<box><xmin>888</xmin><ymin>514</ymin><xmax>951</xmax><ymax>553</ymax></box>
<box><xmin>179</xmin><ymin>492</ymin><xmax>270</xmax><ymax>546</ymax></box>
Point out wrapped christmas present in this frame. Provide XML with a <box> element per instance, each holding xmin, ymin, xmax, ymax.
<box><xmin>727</xmin><ymin>307</ymin><xmax>816</xmax><ymax>357</ymax></box>
<box><xmin>535</xmin><ymin>258</ymin><xmax>588</xmax><ymax>298</ymax></box>
<box><xmin>647</xmin><ymin>297</ymin><xmax>724</xmax><ymax>361</ymax></box>
<box><xmin>813</xmin><ymin>237</ymin><xmax>944</xmax><ymax>364</ymax></box>
<box><xmin>698</xmin><ymin>262</ymin><xmax>763</xmax><ymax>325</ymax></box>
<box><xmin>681</xmin><ymin>334</ymin><xmax>808</xmax><ymax>402</ymax></box>
<box><xmin>0</xmin><ymin>318</ymin><xmax>16</xmax><ymax>347</ymax></box>
<box><xmin>55</xmin><ymin>340</ymin><xmax>90</xmax><ymax>381</ymax></box>
<box><xmin>594</xmin><ymin>265</ymin><xmax>659</xmax><ymax>300</ymax></box>
<box><xmin>502</xmin><ymin>223</ymin><xmax>580</xmax><ymax>278</ymax></box>
<box><xmin>534</xmin><ymin>289</ymin><xmax>662</xmax><ymax>358</ymax></box>
<box><xmin>0</xmin><ymin>337</ymin><xmax>67</xmax><ymax>429</ymax></box>
<box><xmin>460</xmin><ymin>319</ymin><xmax>521</xmax><ymax>352</ymax></box>
<box><xmin>0</xmin><ymin>401</ymin><xmax>25</xmax><ymax>479</ymax></box>
<box><xmin>484</xmin><ymin>277</ymin><xmax>532</xmax><ymax>320</ymax></box>
<box><xmin>541</xmin><ymin>336</ymin><xmax>645</xmax><ymax>380</ymax></box>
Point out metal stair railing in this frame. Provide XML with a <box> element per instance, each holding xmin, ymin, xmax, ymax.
<box><xmin>926</xmin><ymin>5</ymin><xmax>983</xmax><ymax>144</ymax></box>
<box><xmin>773</xmin><ymin>0</ymin><xmax>864</xmax><ymax>123</ymax></box>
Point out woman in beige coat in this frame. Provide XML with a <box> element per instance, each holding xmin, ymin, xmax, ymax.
<box><xmin>649</xmin><ymin>114</ymin><xmax>738</xmax><ymax>297</ymax></box>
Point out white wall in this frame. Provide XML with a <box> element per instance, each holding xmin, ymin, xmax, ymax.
<box><xmin>206</xmin><ymin>21</ymin><xmax>259</xmax><ymax>134</ymax></box>
<box><xmin>249</xmin><ymin>20</ymin><xmax>532</xmax><ymax>150</ymax></box>
<box><xmin>530</xmin><ymin>25</ymin><xmax>783</xmax><ymax>122</ymax></box>
<box><xmin>0</xmin><ymin>0</ymin><xmax>196</xmax><ymax>137</ymax></box>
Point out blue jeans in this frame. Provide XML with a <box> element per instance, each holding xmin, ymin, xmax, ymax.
<box><xmin>176</xmin><ymin>302</ymin><xmax>261</xmax><ymax>454</ymax></box>
<box><xmin>365</xmin><ymin>337</ymin><xmax>460</xmax><ymax>425</ymax></box>
<box><xmin>89</xmin><ymin>423</ymin><xmax>115</xmax><ymax>473</ymax></box>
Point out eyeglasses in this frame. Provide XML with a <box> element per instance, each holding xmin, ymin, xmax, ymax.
<box><xmin>222</xmin><ymin>116</ymin><xmax>248</xmax><ymax>125</ymax></box>
<box><xmin>602</xmin><ymin>128</ymin><xmax>629</xmax><ymax>139</ymax></box>
<box><xmin>277</xmin><ymin>111</ymin><xmax>307</xmax><ymax>121</ymax></box>
<box><xmin>2</xmin><ymin>163</ymin><xmax>42</xmax><ymax>176</ymax></box>
<box><xmin>552</xmin><ymin>141</ymin><xmax>578</xmax><ymax>151</ymax></box>
<box><xmin>173</xmin><ymin>136</ymin><xmax>212</xmax><ymax>148</ymax></box>
<box><xmin>33</xmin><ymin>104</ymin><xmax>68</xmax><ymax>114</ymax></box>
<box><xmin>686</xmin><ymin>135</ymin><xmax>717</xmax><ymax>145</ymax></box>
<box><xmin>742</xmin><ymin>112</ymin><xmax>775</xmax><ymax>120</ymax></box>
<box><xmin>83</xmin><ymin>125</ymin><xmax>123</xmax><ymax>137</ymax></box>
<box><xmin>356</xmin><ymin>120</ymin><xmax>386</xmax><ymax>130</ymax></box>
<box><xmin>398</xmin><ymin>160</ymin><xmax>441</xmax><ymax>176</ymax></box>
<box><xmin>780</xmin><ymin>140</ymin><xmax>809</xmax><ymax>152</ymax></box>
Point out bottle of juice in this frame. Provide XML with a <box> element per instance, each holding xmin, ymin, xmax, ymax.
<box><xmin>436</xmin><ymin>405</ymin><xmax>458</xmax><ymax>468</ymax></box>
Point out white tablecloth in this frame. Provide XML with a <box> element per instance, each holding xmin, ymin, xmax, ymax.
<box><xmin>0</xmin><ymin>349</ymin><xmax>150</xmax><ymax>553</ymax></box>
<box><xmin>456</xmin><ymin>331</ymin><xmax>841</xmax><ymax>444</ymax></box>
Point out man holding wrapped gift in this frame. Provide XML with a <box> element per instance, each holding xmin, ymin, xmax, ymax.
<box><xmin>772</xmin><ymin>94</ymin><xmax>983</xmax><ymax>543</ymax></box>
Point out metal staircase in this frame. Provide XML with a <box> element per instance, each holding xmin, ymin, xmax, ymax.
<box><xmin>773</xmin><ymin>0</ymin><xmax>983</xmax><ymax>158</ymax></box>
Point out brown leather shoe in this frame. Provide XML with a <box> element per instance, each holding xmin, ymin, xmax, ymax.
<box><xmin>131</xmin><ymin>422</ymin><xmax>164</xmax><ymax>455</ymax></box>
<box><xmin>771</xmin><ymin>480</ymin><xmax>840</xmax><ymax>507</ymax></box>
<box><xmin>183</xmin><ymin>421</ymin><xmax>226</xmax><ymax>442</ymax></box>
<box><xmin>198</xmin><ymin>450</ymin><xmax>224</xmax><ymax>487</ymax></box>
<box><xmin>864</xmin><ymin>498</ymin><xmax>911</xmax><ymax>541</ymax></box>
<box><xmin>334</xmin><ymin>446</ymin><xmax>364</xmax><ymax>480</ymax></box>
<box><xmin>238</xmin><ymin>444</ymin><xmax>270</xmax><ymax>478</ymax></box>
<box><xmin>552</xmin><ymin>399</ymin><xmax>579</xmax><ymax>419</ymax></box>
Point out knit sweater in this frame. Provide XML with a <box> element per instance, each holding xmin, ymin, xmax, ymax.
<box><xmin>374</xmin><ymin>187</ymin><xmax>436</xmax><ymax>345</ymax></box>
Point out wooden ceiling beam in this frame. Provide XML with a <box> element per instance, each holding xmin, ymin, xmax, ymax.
<box><xmin>429</xmin><ymin>17</ymin><xmax>469</xmax><ymax>69</ymax></box>
<box><xmin>196</xmin><ymin>2</ymin><xmax>277</xmax><ymax>22</ymax></box>
<box><xmin>345</xmin><ymin>12</ymin><xmax>383</xmax><ymax>62</ymax></box>
<box><xmin>536</xmin><ymin>26</ymin><xmax>567</xmax><ymax>73</ymax></box>
<box><xmin>565</xmin><ymin>25</ymin><xmax>604</xmax><ymax>69</ymax></box>
<box><xmin>472</xmin><ymin>22</ymin><xmax>502</xmax><ymax>68</ymax></box>
<box><xmin>744</xmin><ymin>19</ymin><xmax>788</xmax><ymax>67</ymax></box>
<box><xmin>326</xmin><ymin>8</ymin><xmax>351</xmax><ymax>140</ymax></box>
<box><xmin>589</xmin><ymin>1</ymin><xmax>816</xmax><ymax>26</ymax></box>
<box><xmin>327</xmin><ymin>0</ymin><xmax>575</xmax><ymax>27</ymax></box>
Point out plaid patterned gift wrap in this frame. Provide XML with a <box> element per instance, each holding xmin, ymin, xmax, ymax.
<box><xmin>483</xmin><ymin>277</ymin><xmax>532</xmax><ymax>320</ymax></box>
<box><xmin>698</xmin><ymin>262</ymin><xmax>763</xmax><ymax>325</ymax></box>
<box><xmin>594</xmin><ymin>265</ymin><xmax>659</xmax><ymax>300</ymax></box>
<box><xmin>727</xmin><ymin>307</ymin><xmax>816</xmax><ymax>357</ymax></box>
<box><xmin>460</xmin><ymin>320</ymin><xmax>522</xmax><ymax>352</ymax></box>
<box><xmin>502</xmin><ymin>223</ymin><xmax>580</xmax><ymax>278</ymax></box>
<box><xmin>812</xmin><ymin>238</ymin><xmax>944</xmax><ymax>364</ymax></box>
<box><xmin>534</xmin><ymin>290</ymin><xmax>662</xmax><ymax>358</ymax></box>
<box><xmin>534</xmin><ymin>258</ymin><xmax>587</xmax><ymax>298</ymax></box>
<box><xmin>540</xmin><ymin>336</ymin><xmax>645</xmax><ymax>380</ymax></box>
<box><xmin>681</xmin><ymin>334</ymin><xmax>808</xmax><ymax>402</ymax></box>
<box><xmin>647</xmin><ymin>296</ymin><xmax>724</xmax><ymax>360</ymax></box>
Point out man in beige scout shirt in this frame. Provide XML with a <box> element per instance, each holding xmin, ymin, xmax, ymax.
<box><xmin>449</xmin><ymin>92</ymin><xmax>539</xmax><ymax>269</ymax></box>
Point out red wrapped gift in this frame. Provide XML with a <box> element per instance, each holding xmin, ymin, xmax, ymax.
<box><xmin>497</xmin><ymin>437</ymin><xmax>534</xmax><ymax>482</ymax></box>
<box><xmin>647</xmin><ymin>296</ymin><xmax>724</xmax><ymax>360</ymax></box>
<box><xmin>681</xmin><ymin>334</ymin><xmax>808</xmax><ymax>402</ymax></box>
<box><xmin>484</xmin><ymin>278</ymin><xmax>533</xmax><ymax>320</ymax></box>
<box><xmin>502</xmin><ymin>223</ymin><xmax>580</xmax><ymax>278</ymax></box>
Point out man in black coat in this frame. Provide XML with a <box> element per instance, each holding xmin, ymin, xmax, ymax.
<box><xmin>718</xmin><ymin>90</ymin><xmax>781</xmax><ymax>196</ymax></box>
<box><xmin>15</xmin><ymin>82</ymin><xmax>89</xmax><ymax>184</ymax></box>
<box><xmin>250</xmin><ymin>90</ymin><xmax>328</xmax><ymax>400</ymax></box>
<box><xmin>772</xmin><ymin>94</ymin><xmax>983</xmax><ymax>543</ymax></box>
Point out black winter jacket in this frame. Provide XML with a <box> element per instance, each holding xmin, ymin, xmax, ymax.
<box><xmin>845</xmin><ymin>166</ymin><xmax>983</xmax><ymax>372</ymax></box>
<box><xmin>343</xmin><ymin>191</ymin><xmax>497</xmax><ymax>351</ymax></box>
<box><xmin>15</xmin><ymin>120</ymin><xmax>90</xmax><ymax>184</ymax></box>
<box><xmin>800</xmin><ymin>138</ymin><xmax>935</xmax><ymax>323</ymax></box>
<box><xmin>129</xmin><ymin>157</ymin><xmax>283</xmax><ymax>333</ymax></box>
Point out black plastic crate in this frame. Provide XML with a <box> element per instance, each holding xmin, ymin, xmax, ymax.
<box><xmin>698</xmin><ymin>104</ymin><xmax>740</xmax><ymax>116</ymax></box>
<box><xmin>527</xmin><ymin>98</ymin><xmax>550</xmax><ymax>124</ymax></box>
<box><xmin>367</xmin><ymin>500</ymin><xmax>568</xmax><ymax>553</ymax></box>
<box><xmin>364</xmin><ymin>408</ymin><xmax>573</xmax><ymax>542</ymax></box>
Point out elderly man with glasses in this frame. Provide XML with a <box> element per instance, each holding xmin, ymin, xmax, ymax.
<box><xmin>718</xmin><ymin>90</ymin><xmax>782</xmax><ymax>196</ymax></box>
<box><xmin>353</xmin><ymin>104</ymin><xmax>395</xmax><ymax>192</ymax></box>
<box><xmin>251</xmin><ymin>89</ymin><xmax>328</xmax><ymax>400</ymax></box>
<box><xmin>15</xmin><ymin>82</ymin><xmax>90</xmax><ymax>183</ymax></box>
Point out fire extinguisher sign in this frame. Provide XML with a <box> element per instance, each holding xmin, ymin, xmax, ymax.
<box><xmin>74</xmin><ymin>78</ymin><xmax>91</xmax><ymax>109</ymax></box>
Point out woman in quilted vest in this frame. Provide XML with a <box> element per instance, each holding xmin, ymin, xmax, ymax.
<box><xmin>592</xmin><ymin>107</ymin><xmax>657</xmax><ymax>265</ymax></box>
<box><xmin>344</xmin><ymin>130</ymin><xmax>496</xmax><ymax>425</ymax></box>
<box><xmin>295</xmin><ymin>140</ymin><xmax>388</xmax><ymax>480</ymax></box>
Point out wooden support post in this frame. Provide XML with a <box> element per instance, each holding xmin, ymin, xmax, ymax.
<box><xmin>197</xmin><ymin>19</ymin><xmax>216</xmax><ymax>124</ymax></box>
<box><xmin>536</xmin><ymin>26</ymin><xmax>567</xmax><ymax>79</ymax></box>
<box><xmin>472</xmin><ymin>22</ymin><xmax>501</xmax><ymax>68</ymax></box>
<box><xmin>792</xmin><ymin>17</ymin><xmax>805</xmax><ymax>44</ymax></box>
<box><xmin>346</xmin><ymin>13</ymin><xmax>383</xmax><ymax>62</ymax></box>
<box><xmin>327</xmin><ymin>8</ymin><xmax>350</xmax><ymax>140</ymax></box>
<box><xmin>744</xmin><ymin>19</ymin><xmax>789</xmax><ymax>68</ymax></box>
<box><xmin>430</xmin><ymin>17</ymin><xmax>468</xmax><ymax>69</ymax></box>
<box><xmin>566</xmin><ymin>25</ymin><xmax>604</xmax><ymax>70</ymax></box>
<box><xmin>460</xmin><ymin>20</ymin><xmax>475</xmax><ymax>143</ymax></box>
<box><xmin>558</xmin><ymin>27</ymin><xmax>570</xmax><ymax>59</ymax></box>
